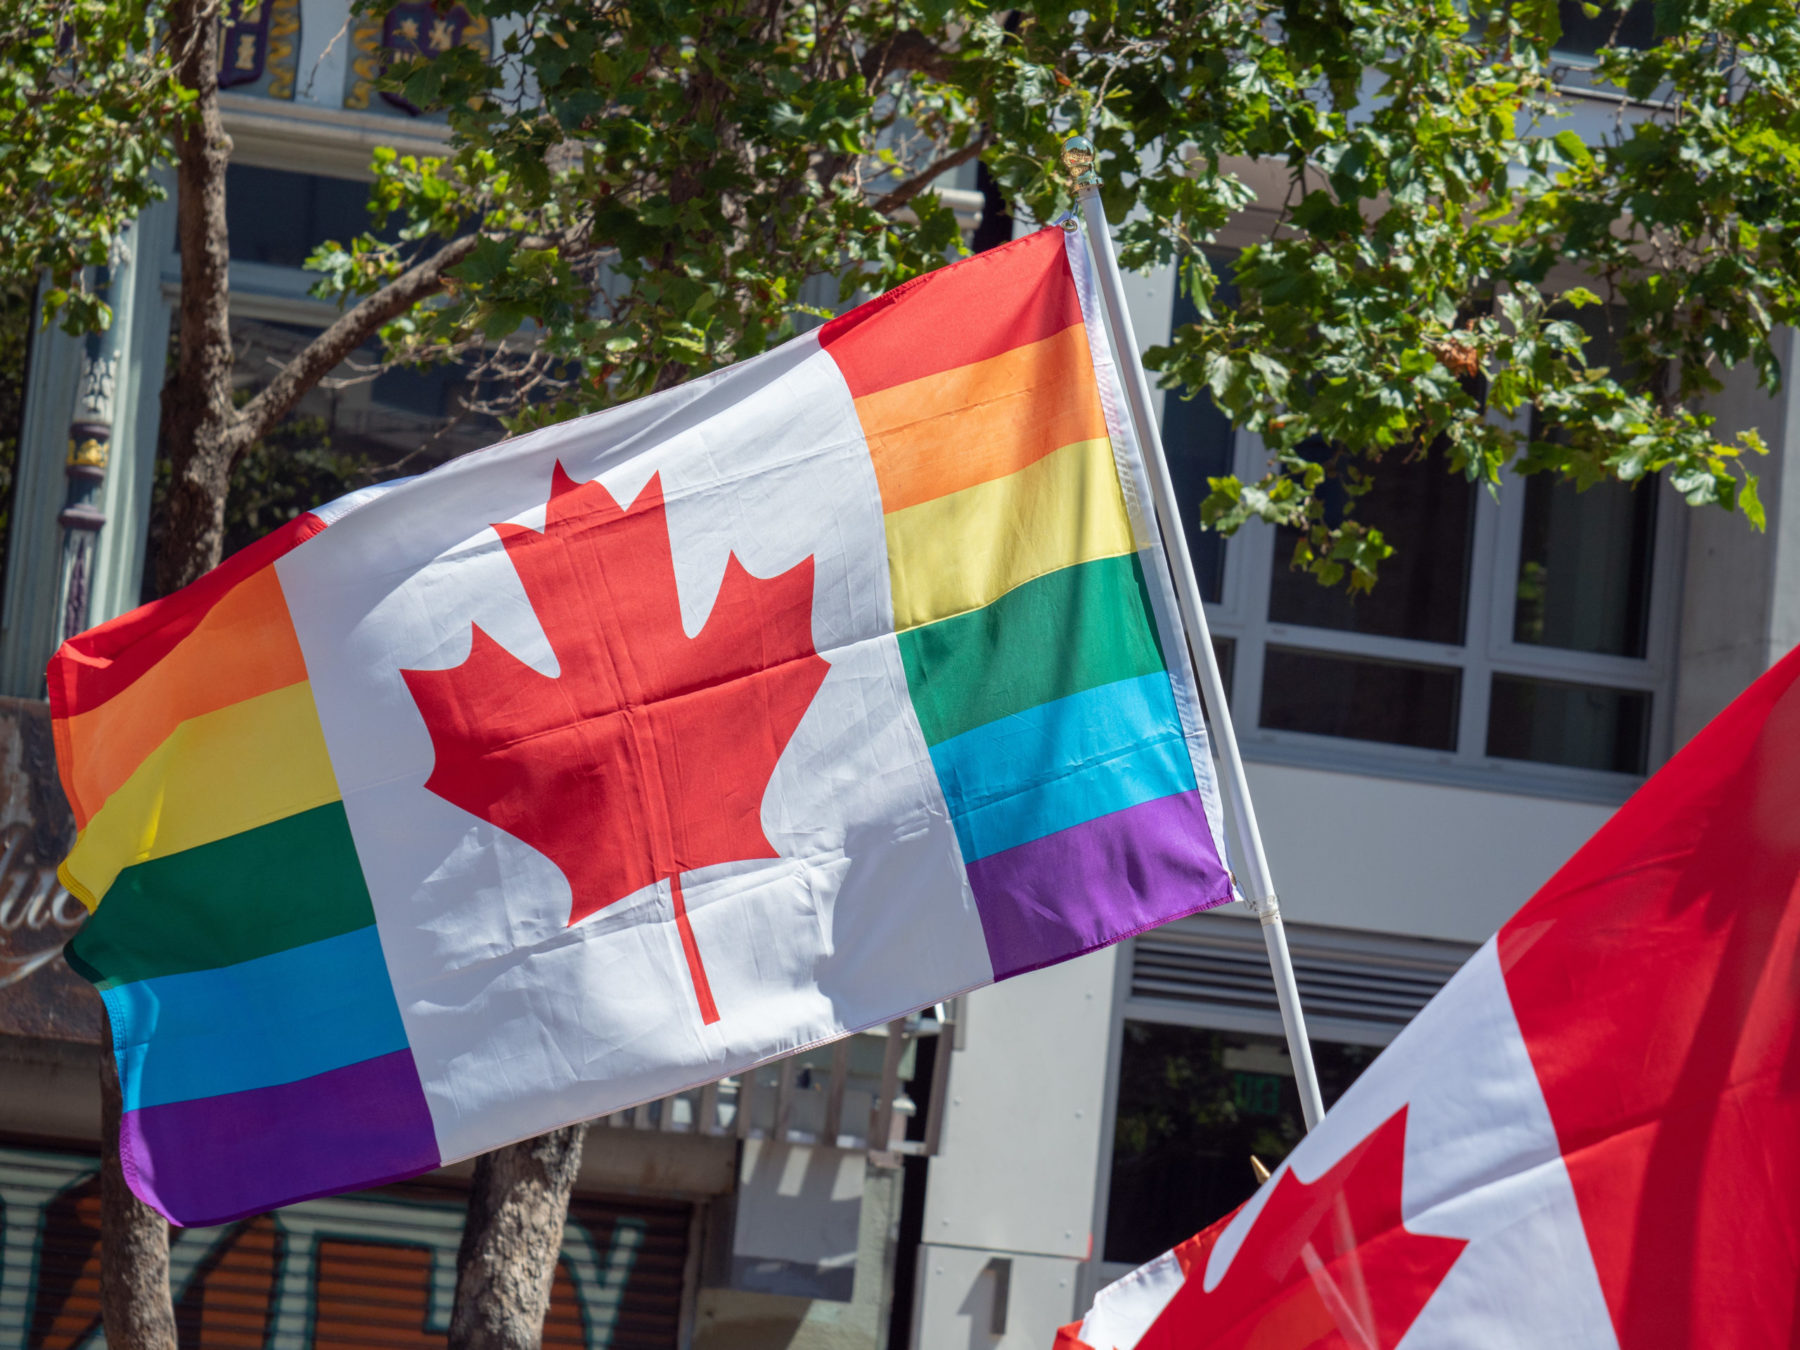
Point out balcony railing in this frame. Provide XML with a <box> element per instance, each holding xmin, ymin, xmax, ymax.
<box><xmin>597</xmin><ymin>1005</ymin><xmax>957</xmax><ymax>1159</ymax></box>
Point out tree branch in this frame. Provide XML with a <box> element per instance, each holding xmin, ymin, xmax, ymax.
<box><xmin>871</xmin><ymin>133</ymin><xmax>991</xmax><ymax>216</ymax></box>
<box><xmin>860</xmin><ymin>29</ymin><xmax>955</xmax><ymax>84</ymax></box>
<box><xmin>233</xmin><ymin>232</ymin><xmax>481</xmax><ymax>451</ymax></box>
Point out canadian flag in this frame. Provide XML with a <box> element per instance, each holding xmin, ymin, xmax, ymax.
<box><xmin>1061</xmin><ymin>647</ymin><xmax>1800</xmax><ymax>1348</ymax></box>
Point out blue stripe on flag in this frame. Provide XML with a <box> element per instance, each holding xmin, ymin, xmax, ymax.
<box><xmin>928</xmin><ymin>672</ymin><xmax>1197</xmax><ymax>863</ymax></box>
<box><xmin>106</xmin><ymin>924</ymin><xmax>409</xmax><ymax>1112</ymax></box>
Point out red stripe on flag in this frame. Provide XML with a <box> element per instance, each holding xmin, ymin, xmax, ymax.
<box><xmin>47</xmin><ymin>512</ymin><xmax>328</xmax><ymax>722</ymax></box>
<box><xmin>1498</xmin><ymin>648</ymin><xmax>1800</xmax><ymax>1347</ymax></box>
<box><xmin>819</xmin><ymin>228</ymin><xmax>1084</xmax><ymax>398</ymax></box>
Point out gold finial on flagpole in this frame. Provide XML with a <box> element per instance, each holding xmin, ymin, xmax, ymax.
<box><xmin>1250</xmin><ymin>1155</ymin><xmax>1272</xmax><ymax>1185</ymax></box>
<box><xmin>1061</xmin><ymin>134</ymin><xmax>1100</xmax><ymax>188</ymax></box>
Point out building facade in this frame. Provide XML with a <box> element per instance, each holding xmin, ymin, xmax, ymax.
<box><xmin>2</xmin><ymin>3</ymin><xmax>1794</xmax><ymax>1348</ymax></box>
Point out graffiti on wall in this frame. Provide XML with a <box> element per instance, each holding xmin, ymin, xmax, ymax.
<box><xmin>0</xmin><ymin>1149</ymin><xmax>690</xmax><ymax>1349</ymax></box>
<box><xmin>0</xmin><ymin>698</ymin><xmax>98</xmax><ymax>1046</ymax></box>
<box><xmin>0</xmin><ymin>825</ymin><xmax>84</xmax><ymax>991</ymax></box>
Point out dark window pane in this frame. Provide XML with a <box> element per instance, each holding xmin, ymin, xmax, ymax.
<box><xmin>1486</xmin><ymin>675</ymin><xmax>1650</xmax><ymax>774</ymax></box>
<box><xmin>1260</xmin><ymin>647</ymin><xmax>1460</xmax><ymax>751</ymax></box>
<box><xmin>1105</xmin><ymin>1024</ymin><xmax>1378</xmax><ymax>1264</ymax></box>
<box><xmin>224</xmin><ymin>165</ymin><xmax>400</xmax><ymax>268</ymax></box>
<box><xmin>1514</xmin><ymin>474</ymin><xmax>1656</xmax><ymax>658</ymax></box>
<box><xmin>1195</xmin><ymin>635</ymin><xmax>1235</xmax><ymax>740</ymax></box>
<box><xmin>1268</xmin><ymin>444</ymin><xmax>1476</xmax><ymax>645</ymax></box>
<box><xmin>224</xmin><ymin>318</ymin><xmax>501</xmax><ymax>466</ymax></box>
<box><xmin>1519</xmin><ymin>302</ymin><xmax>1657</xmax><ymax>658</ymax></box>
<box><xmin>1555</xmin><ymin>1</ymin><xmax>1655</xmax><ymax>57</ymax></box>
<box><xmin>1165</xmin><ymin>263</ymin><xmax>1239</xmax><ymax>604</ymax></box>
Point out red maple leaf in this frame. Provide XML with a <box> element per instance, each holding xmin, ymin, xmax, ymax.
<box><xmin>1137</xmin><ymin>1107</ymin><xmax>1465</xmax><ymax>1350</ymax></box>
<box><xmin>402</xmin><ymin>462</ymin><xmax>829</xmax><ymax>1024</ymax></box>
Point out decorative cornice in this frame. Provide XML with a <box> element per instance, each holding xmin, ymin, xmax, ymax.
<box><xmin>219</xmin><ymin>91</ymin><xmax>450</xmax><ymax>180</ymax></box>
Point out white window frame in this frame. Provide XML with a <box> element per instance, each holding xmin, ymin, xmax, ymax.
<box><xmin>1185</xmin><ymin>396</ymin><xmax>1685</xmax><ymax>806</ymax></box>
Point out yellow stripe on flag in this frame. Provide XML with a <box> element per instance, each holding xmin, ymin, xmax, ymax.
<box><xmin>884</xmin><ymin>437</ymin><xmax>1135</xmax><ymax>633</ymax></box>
<box><xmin>59</xmin><ymin>682</ymin><xmax>342</xmax><ymax>912</ymax></box>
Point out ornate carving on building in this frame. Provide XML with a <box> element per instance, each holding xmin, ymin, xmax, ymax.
<box><xmin>72</xmin><ymin>350</ymin><xmax>116</xmax><ymax>425</ymax></box>
<box><xmin>343</xmin><ymin>3</ymin><xmax>492</xmax><ymax>115</ymax></box>
<box><xmin>217</xmin><ymin>0</ymin><xmax>301</xmax><ymax>101</ymax></box>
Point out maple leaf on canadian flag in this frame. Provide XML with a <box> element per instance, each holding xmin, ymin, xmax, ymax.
<box><xmin>1062</xmin><ymin>648</ymin><xmax>1800</xmax><ymax>1349</ymax></box>
<box><xmin>400</xmin><ymin>462</ymin><xmax>829</xmax><ymax>1024</ymax></box>
<box><xmin>1139</xmin><ymin>1108</ymin><xmax>1465</xmax><ymax>1350</ymax></box>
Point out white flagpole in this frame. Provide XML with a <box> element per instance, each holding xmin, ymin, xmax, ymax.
<box><xmin>1063</xmin><ymin>135</ymin><xmax>1328</xmax><ymax>1131</ymax></box>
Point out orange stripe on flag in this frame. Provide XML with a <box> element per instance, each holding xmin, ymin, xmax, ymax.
<box><xmin>856</xmin><ymin>324</ymin><xmax>1109</xmax><ymax>514</ymax></box>
<box><xmin>56</xmin><ymin>566</ymin><xmax>309</xmax><ymax>827</ymax></box>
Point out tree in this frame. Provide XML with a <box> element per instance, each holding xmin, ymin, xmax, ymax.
<box><xmin>1120</xmin><ymin>0</ymin><xmax>1798</xmax><ymax>588</ymax></box>
<box><xmin>6</xmin><ymin>0</ymin><xmax>1796</xmax><ymax>1344</ymax></box>
<box><xmin>313</xmin><ymin>0</ymin><xmax>1793</xmax><ymax>592</ymax></box>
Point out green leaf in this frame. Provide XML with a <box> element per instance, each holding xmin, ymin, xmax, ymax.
<box><xmin>1553</xmin><ymin>130</ymin><xmax>1593</xmax><ymax>168</ymax></box>
<box><xmin>1739</xmin><ymin>473</ymin><xmax>1766</xmax><ymax>530</ymax></box>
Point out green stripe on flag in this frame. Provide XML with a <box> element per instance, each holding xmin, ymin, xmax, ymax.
<box><xmin>66</xmin><ymin>802</ymin><xmax>377</xmax><ymax>990</ymax></box>
<box><xmin>898</xmin><ymin>553</ymin><xmax>1168</xmax><ymax>747</ymax></box>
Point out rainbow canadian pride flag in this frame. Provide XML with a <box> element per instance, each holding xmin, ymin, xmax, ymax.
<box><xmin>50</xmin><ymin>227</ymin><xmax>1233</xmax><ymax>1225</ymax></box>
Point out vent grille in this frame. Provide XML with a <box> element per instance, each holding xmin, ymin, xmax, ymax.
<box><xmin>1131</xmin><ymin>915</ymin><xmax>1474</xmax><ymax>1039</ymax></box>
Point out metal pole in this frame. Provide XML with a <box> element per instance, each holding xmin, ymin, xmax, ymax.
<box><xmin>1062</xmin><ymin>135</ymin><xmax>1327</xmax><ymax>1130</ymax></box>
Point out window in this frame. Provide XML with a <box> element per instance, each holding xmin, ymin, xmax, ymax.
<box><xmin>1553</xmin><ymin>1</ymin><xmax>1654</xmax><ymax>61</ymax></box>
<box><xmin>1097</xmin><ymin>916</ymin><xmax>1473</xmax><ymax>1268</ymax></box>
<box><xmin>1266</xmin><ymin>445</ymin><xmax>1477</xmax><ymax>647</ymax></box>
<box><xmin>1259</xmin><ymin>647</ymin><xmax>1462</xmax><ymax>751</ymax></box>
<box><xmin>225</xmin><ymin>165</ymin><xmax>403</xmax><ymax>269</ymax></box>
<box><xmin>1548</xmin><ymin>1</ymin><xmax>1660</xmax><ymax>100</ymax></box>
<box><xmin>1105</xmin><ymin>1024</ymin><xmax>1376</xmax><ymax>1264</ymax></box>
<box><xmin>1163</xmin><ymin>280</ymin><xmax>1677</xmax><ymax>798</ymax></box>
<box><xmin>1164</xmin><ymin>269</ymin><xmax>1238</xmax><ymax>605</ymax></box>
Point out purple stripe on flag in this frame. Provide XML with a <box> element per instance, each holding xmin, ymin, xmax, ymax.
<box><xmin>965</xmin><ymin>790</ymin><xmax>1231</xmax><ymax>980</ymax></box>
<box><xmin>119</xmin><ymin>1049</ymin><xmax>439</xmax><ymax>1227</ymax></box>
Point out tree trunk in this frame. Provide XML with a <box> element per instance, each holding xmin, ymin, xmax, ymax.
<box><xmin>450</xmin><ymin>1126</ymin><xmax>587</xmax><ymax>1350</ymax></box>
<box><xmin>155</xmin><ymin>0</ymin><xmax>239</xmax><ymax>596</ymax></box>
<box><xmin>97</xmin><ymin>1</ymin><xmax>227</xmax><ymax>1337</ymax></box>
<box><xmin>98</xmin><ymin>1025</ymin><xmax>176</xmax><ymax>1349</ymax></box>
